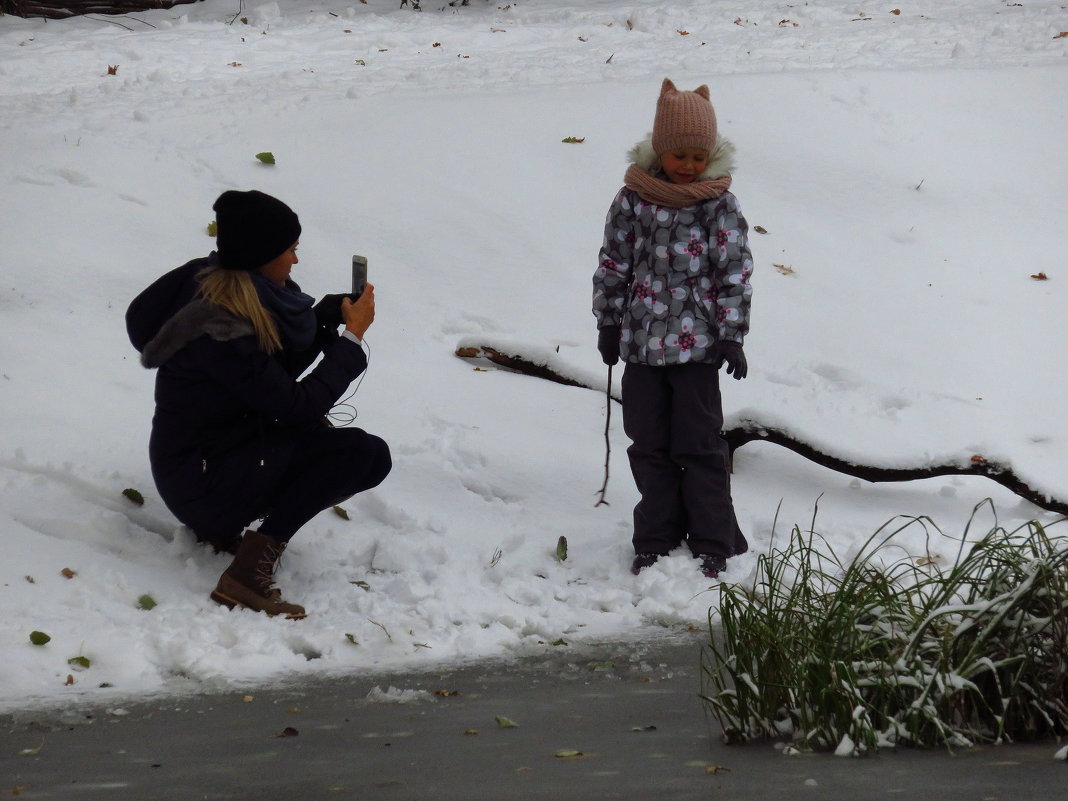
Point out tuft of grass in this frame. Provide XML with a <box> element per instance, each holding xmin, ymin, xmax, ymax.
<box><xmin>700</xmin><ymin>503</ymin><xmax>1068</xmax><ymax>754</ymax></box>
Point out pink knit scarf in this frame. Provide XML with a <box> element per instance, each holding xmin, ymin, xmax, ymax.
<box><xmin>623</xmin><ymin>164</ymin><xmax>732</xmax><ymax>208</ymax></box>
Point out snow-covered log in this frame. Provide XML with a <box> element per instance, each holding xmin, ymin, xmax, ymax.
<box><xmin>0</xmin><ymin>0</ymin><xmax>199</xmax><ymax>19</ymax></box>
<box><xmin>455</xmin><ymin>343</ymin><xmax>1068</xmax><ymax>516</ymax></box>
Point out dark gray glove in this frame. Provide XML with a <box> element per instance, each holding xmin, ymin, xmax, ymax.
<box><xmin>715</xmin><ymin>341</ymin><xmax>747</xmax><ymax>380</ymax></box>
<box><xmin>313</xmin><ymin>293</ymin><xmax>351</xmax><ymax>330</ymax></box>
<box><xmin>597</xmin><ymin>326</ymin><xmax>621</xmax><ymax>366</ymax></box>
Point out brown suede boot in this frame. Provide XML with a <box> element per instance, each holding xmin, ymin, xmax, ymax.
<box><xmin>210</xmin><ymin>530</ymin><xmax>306</xmax><ymax>619</ymax></box>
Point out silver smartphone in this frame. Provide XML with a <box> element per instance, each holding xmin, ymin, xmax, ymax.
<box><xmin>351</xmin><ymin>255</ymin><xmax>368</xmax><ymax>298</ymax></box>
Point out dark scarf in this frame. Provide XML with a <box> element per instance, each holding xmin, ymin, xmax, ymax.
<box><xmin>251</xmin><ymin>272</ymin><xmax>316</xmax><ymax>351</ymax></box>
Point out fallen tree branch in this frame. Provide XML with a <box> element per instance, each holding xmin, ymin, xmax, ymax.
<box><xmin>0</xmin><ymin>0</ymin><xmax>196</xmax><ymax>19</ymax></box>
<box><xmin>455</xmin><ymin>344</ymin><xmax>596</xmax><ymax>392</ymax></box>
<box><xmin>723</xmin><ymin>422</ymin><xmax>1068</xmax><ymax>516</ymax></box>
<box><xmin>455</xmin><ymin>343</ymin><xmax>1068</xmax><ymax>516</ymax></box>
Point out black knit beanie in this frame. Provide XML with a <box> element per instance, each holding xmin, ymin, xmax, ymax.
<box><xmin>212</xmin><ymin>190</ymin><xmax>302</xmax><ymax>271</ymax></box>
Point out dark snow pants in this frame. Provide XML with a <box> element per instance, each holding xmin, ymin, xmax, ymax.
<box><xmin>257</xmin><ymin>426</ymin><xmax>391</xmax><ymax>543</ymax></box>
<box><xmin>621</xmin><ymin>362</ymin><xmax>747</xmax><ymax>559</ymax></box>
<box><xmin>165</xmin><ymin>425</ymin><xmax>391</xmax><ymax>545</ymax></box>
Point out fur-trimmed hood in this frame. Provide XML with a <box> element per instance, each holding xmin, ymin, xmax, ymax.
<box><xmin>627</xmin><ymin>134</ymin><xmax>736</xmax><ymax>179</ymax></box>
<box><xmin>140</xmin><ymin>300</ymin><xmax>253</xmax><ymax>369</ymax></box>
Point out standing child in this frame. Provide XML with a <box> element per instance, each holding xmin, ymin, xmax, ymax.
<box><xmin>593</xmin><ymin>78</ymin><xmax>753</xmax><ymax>578</ymax></box>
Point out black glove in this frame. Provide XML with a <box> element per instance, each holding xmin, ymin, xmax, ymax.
<box><xmin>313</xmin><ymin>293</ymin><xmax>350</xmax><ymax>330</ymax></box>
<box><xmin>715</xmin><ymin>341</ymin><xmax>748</xmax><ymax>380</ymax></box>
<box><xmin>597</xmin><ymin>326</ymin><xmax>621</xmax><ymax>366</ymax></box>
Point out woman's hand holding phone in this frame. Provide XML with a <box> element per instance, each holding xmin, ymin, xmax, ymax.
<box><xmin>342</xmin><ymin>284</ymin><xmax>375</xmax><ymax>340</ymax></box>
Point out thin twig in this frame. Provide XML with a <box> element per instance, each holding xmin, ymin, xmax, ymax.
<box><xmin>226</xmin><ymin>0</ymin><xmax>245</xmax><ymax>25</ymax></box>
<box><xmin>84</xmin><ymin>13</ymin><xmax>134</xmax><ymax>29</ymax></box>
<box><xmin>368</xmin><ymin>618</ymin><xmax>392</xmax><ymax>642</ymax></box>
<box><xmin>595</xmin><ymin>364</ymin><xmax>613</xmax><ymax>507</ymax></box>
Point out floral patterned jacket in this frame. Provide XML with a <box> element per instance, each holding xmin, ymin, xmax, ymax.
<box><xmin>593</xmin><ymin>139</ymin><xmax>753</xmax><ymax>367</ymax></box>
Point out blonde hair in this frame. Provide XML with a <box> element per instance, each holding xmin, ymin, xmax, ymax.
<box><xmin>197</xmin><ymin>266</ymin><xmax>281</xmax><ymax>354</ymax></box>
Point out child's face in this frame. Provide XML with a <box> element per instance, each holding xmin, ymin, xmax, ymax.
<box><xmin>659</xmin><ymin>148</ymin><xmax>710</xmax><ymax>184</ymax></box>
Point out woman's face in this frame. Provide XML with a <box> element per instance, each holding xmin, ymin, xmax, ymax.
<box><xmin>259</xmin><ymin>242</ymin><xmax>299</xmax><ymax>286</ymax></box>
<box><xmin>659</xmin><ymin>148</ymin><xmax>710</xmax><ymax>184</ymax></box>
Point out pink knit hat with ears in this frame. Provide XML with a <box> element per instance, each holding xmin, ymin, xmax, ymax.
<box><xmin>651</xmin><ymin>78</ymin><xmax>718</xmax><ymax>156</ymax></box>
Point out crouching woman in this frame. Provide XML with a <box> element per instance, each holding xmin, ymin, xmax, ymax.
<box><xmin>126</xmin><ymin>190</ymin><xmax>391</xmax><ymax>618</ymax></box>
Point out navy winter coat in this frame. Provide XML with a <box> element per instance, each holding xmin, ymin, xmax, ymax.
<box><xmin>126</xmin><ymin>255</ymin><xmax>369</xmax><ymax>534</ymax></box>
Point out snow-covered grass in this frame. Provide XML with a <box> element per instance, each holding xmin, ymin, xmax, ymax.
<box><xmin>1</xmin><ymin>0</ymin><xmax>1065</xmax><ymax>712</ymax></box>
<box><xmin>702</xmin><ymin>511</ymin><xmax>1068</xmax><ymax>753</ymax></box>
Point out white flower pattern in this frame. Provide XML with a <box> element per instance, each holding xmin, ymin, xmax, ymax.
<box><xmin>663</xmin><ymin>314</ymin><xmax>709</xmax><ymax>364</ymax></box>
<box><xmin>673</xmin><ymin>226</ymin><xmax>708</xmax><ymax>273</ymax></box>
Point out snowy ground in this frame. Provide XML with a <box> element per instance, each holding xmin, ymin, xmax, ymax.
<box><xmin>1</xmin><ymin>0</ymin><xmax>1065</xmax><ymax>712</ymax></box>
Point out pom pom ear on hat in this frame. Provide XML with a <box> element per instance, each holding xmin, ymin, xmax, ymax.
<box><xmin>651</xmin><ymin>78</ymin><xmax>718</xmax><ymax>157</ymax></box>
<box><xmin>212</xmin><ymin>190</ymin><xmax>302</xmax><ymax>271</ymax></box>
